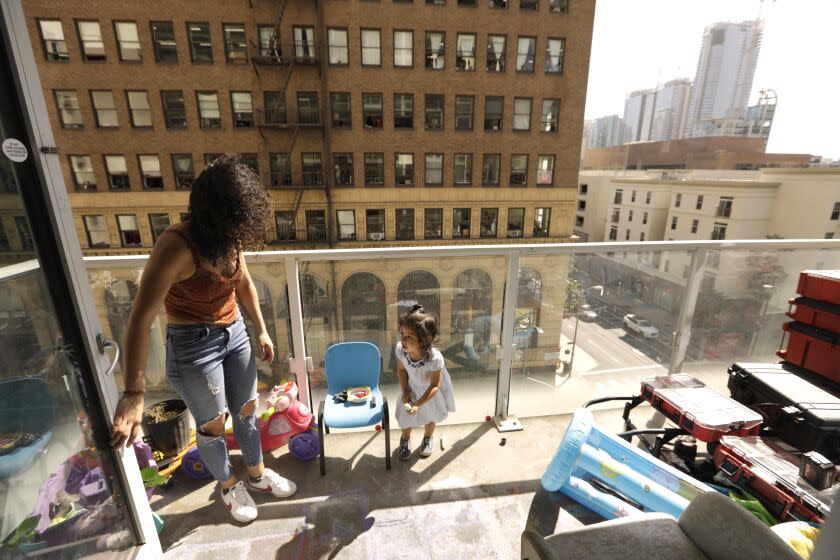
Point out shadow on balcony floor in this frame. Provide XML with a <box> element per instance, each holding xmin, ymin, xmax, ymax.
<box><xmin>153</xmin><ymin>410</ymin><xmax>632</xmax><ymax>559</ymax></box>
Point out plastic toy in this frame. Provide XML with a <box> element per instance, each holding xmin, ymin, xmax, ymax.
<box><xmin>542</xmin><ymin>407</ymin><xmax>712</xmax><ymax>520</ymax></box>
<box><xmin>180</xmin><ymin>447</ymin><xmax>213</xmax><ymax>479</ymax></box>
<box><xmin>225</xmin><ymin>381</ymin><xmax>319</xmax><ymax>460</ymax></box>
<box><xmin>345</xmin><ymin>386</ymin><xmax>372</xmax><ymax>404</ymax></box>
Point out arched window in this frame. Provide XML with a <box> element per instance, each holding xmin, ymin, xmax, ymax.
<box><xmin>396</xmin><ymin>270</ymin><xmax>440</xmax><ymax>321</ymax></box>
<box><xmin>516</xmin><ymin>267</ymin><xmax>542</xmax><ymax>348</ymax></box>
<box><xmin>451</xmin><ymin>268</ymin><xmax>492</xmax><ymax>338</ymax></box>
<box><xmin>341</xmin><ymin>272</ymin><xmax>386</xmax><ymax>337</ymax></box>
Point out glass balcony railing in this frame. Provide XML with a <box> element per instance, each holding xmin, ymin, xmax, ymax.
<box><xmin>77</xmin><ymin>239</ymin><xmax>840</xmax><ymax>424</ymax></box>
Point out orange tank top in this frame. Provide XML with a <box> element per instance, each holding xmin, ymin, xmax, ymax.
<box><xmin>163</xmin><ymin>229</ymin><xmax>243</xmax><ymax>325</ymax></box>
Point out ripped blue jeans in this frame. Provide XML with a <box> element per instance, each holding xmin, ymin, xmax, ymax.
<box><xmin>165</xmin><ymin>314</ymin><xmax>262</xmax><ymax>482</ymax></box>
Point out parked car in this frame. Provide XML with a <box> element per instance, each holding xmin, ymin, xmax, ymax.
<box><xmin>579</xmin><ymin>304</ymin><xmax>597</xmax><ymax>322</ymax></box>
<box><xmin>622</xmin><ymin>314</ymin><xmax>659</xmax><ymax>338</ymax></box>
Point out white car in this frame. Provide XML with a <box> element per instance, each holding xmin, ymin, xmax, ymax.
<box><xmin>623</xmin><ymin>314</ymin><xmax>659</xmax><ymax>338</ymax></box>
<box><xmin>579</xmin><ymin>304</ymin><xmax>597</xmax><ymax>322</ymax></box>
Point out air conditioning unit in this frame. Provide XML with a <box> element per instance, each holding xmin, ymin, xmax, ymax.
<box><xmin>369</xmin><ymin>232</ymin><xmax>385</xmax><ymax>241</ymax></box>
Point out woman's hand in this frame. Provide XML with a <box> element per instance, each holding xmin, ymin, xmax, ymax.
<box><xmin>110</xmin><ymin>392</ymin><xmax>145</xmax><ymax>449</ymax></box>
<box><xmin>258</xmin><ymin>331</ymin><xmax>275</xmax><ymax>363</ymax></box>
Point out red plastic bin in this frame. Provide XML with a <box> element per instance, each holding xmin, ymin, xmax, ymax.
<box><xmin>778</xmin><ymin>321</ymin><xmax>840</xmax><ymax>384</ymax></box>
<box><xmin>787</xmin><ymin>297</ymin><xmax>840</xmax><ymax>332</ymax></box>
<box><xmin>797</xmin><ymin>270</ymin><xmax>840</xmax><ymax>305</ymax></box>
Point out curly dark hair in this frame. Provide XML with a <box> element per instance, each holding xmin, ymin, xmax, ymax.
<box><xmin>398</xmin><ymin>304</ymin><xmax>440</xmax><ymax>359</ymax></box>
<box><xmin>185</xmin><ymin>154</ymin><xmax>271</xmax><ymax>266</ymax></box>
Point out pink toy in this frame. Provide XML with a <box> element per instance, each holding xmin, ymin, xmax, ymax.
<box><xmin>225</xmin><ymin>382</ymin><xmax>319</xmax><ymax>460</ymax></box>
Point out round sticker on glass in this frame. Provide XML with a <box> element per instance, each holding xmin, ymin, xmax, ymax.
<box><xmin>2</xmin><ymin>139</ymin><xmax>28</xmax><ymax>163</ymax></box>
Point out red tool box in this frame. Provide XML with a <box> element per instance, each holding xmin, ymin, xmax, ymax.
<box><xmin>640</xmin><ymin>375</ymin><xmax>763</xmax><ymax>443</ymax></box>
<box><xmin>797</xmin><ymin>270</ymin><xmax>840</xmax><ymax>305</ymax></box>
<box><xmin>714</xmin><ymin>436</ymin><xmax>836</xmax><ymax>524</ymax></box>
<box><xmin>778</xmin><ymin>321</ymin><xmax>840</xmax><ymax>384</ymax></box>
<box><xmin>787</xmin><ymin>297</ymin><xmax>840</xmax><ymax>332</ymax></box>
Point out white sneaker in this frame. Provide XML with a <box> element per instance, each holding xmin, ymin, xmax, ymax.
<box><xmin>246</xmin><ymin>468</ymin><xmax>297</xmax><ymax>498</ymax></box>
<box><xmin>221</xmin><ymin>481</ymin><xmax>258</xmax><ymax>523</ymax></box>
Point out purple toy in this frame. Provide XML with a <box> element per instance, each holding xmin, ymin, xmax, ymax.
<box><xmin>180</xmin><ymin>447</ymin><xmax>213</xmax><ymax>479</ymax></box>
<box><xmin>289</xmin><ymin>429</ymin><xmax>320</xmax><ymax>461</ymax></box>
<box><xmin>133</xmin><ymin>439</ymin><xmax>158</xmax><ymax>499</ymax></box>
<box><xmin>79</xmin><ymin>468</ymin><xmax>108</xmax><ymax>506</ymax></box>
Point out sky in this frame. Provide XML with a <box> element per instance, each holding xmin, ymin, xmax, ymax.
<box><xmin>584</xmin><ymin>0</ymin><xmax>840</xmax><ymax>159</ymax></box>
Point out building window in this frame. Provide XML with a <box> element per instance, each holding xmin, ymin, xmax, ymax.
<box><xmin>138</xmin><ymin>155</ymin><xmax>163</xmax><ymax>189</ymax></box>
<box><xmin>104</xmin><ymin>155</ymin><xmax>129</xmax><ymax>190</ymax></box>
<box><xmin>306</xmin><ymin>210</ymin><xmax>327</xmax><ymax>242</ymax></box>
<box><xmin>269</xmin><ymin>153</ymin><xmax>291</xmax><ymax>187</ymax></box>
<box><xmin>537</xmin><ymin>155</ymin><xmax>554</xmax><ymax>185</ymax></box>
<box><xmin>579</xmin><ymin>183</ymin><xmax>588</xmax><ymax>194</ymax></box>
<box><xmin>197</xmin><ymin>91</ymin><xmax>221</xmax><ymax>128</ymax></box>
<box><xmin>675</xmin><ymin>193</ymin><xmax>682</xmax><ymax>208</ymax></box>
<box><xmin>395</xmin><ymin>153</ymin><xmax>415</xmax><ymax>185</ymax></box>
<box><xmin>711</xmin><ymin>222</ymin><xmax>727</xmax><ymax>240</ymax></box>
<box><xmin>550</xmin><ymin>0</ymin><xmax>569</xmax><ymax>12</ymax></box>
<box><xmin>608</xmin><ymin>226</ymin><xmax>617</xmax><ymax>241</ymax></box>
<box><xmin>631</xmin><ymin>190</ymin><xmax>636</xmax><ymax>202</ymax></box>
<box><xmin>540</xmin><ymin>99</ymin><xmax>560</xmax><ymax>132</ymax></box>
<box><xmin>671</xmin><ymin>216</ymin><xmax>678</xmax><ymax>230</ymax></box>
<box><xmin>231</xmin><ymin>92</ymin><xmax>253</xmax><ymax>127</ymax></box>
<box><xmin>240</xmin><ymin>154</ymin><xmax>258</xmax><ymax>175</ymax></box>
<box><xmin>534</xmin><ymin>208</ymin><xmax>551</xmax><ymax>236</ymax></box>
<box><xmin>645</xmin><ymin>191</ymin><xmax>651</xmax><ymax>204</ymax></box>
<box><xmin>454</xmin><ymin>154</ymin><xmax>472</xmax><ymax>185</ymax></box>
<box><xmin>396</xmin><ymin>209</ymin><xmax>415</xmax><ymax>240</ymax></box>
<box><xmin>482</xmin><ymin>154</ymin><xmax>501</xmax><ymax>185</ymax></box>
<box><xmin>336</xmin><ymin>210</ymin><xmax>356</xmax><ymax>240</ymax></box>
<box><xmin>510</xmin><ymin>154</ymin><xmax>528</xmax><ymax>186</ymax></box>
<box><xmin>516</xmin><ymin>37</ymin><xmax>535</xmax><ymax>71</ymax></box>
<box><xmin>84</xmin><ymin>215</ymin><xmax>110</xmax><ymax>247</ymax></box>
<box><xmin>302</xmin><ymin>153</ymin><xmax>323</xmax><ymax>185</ymax></box>
<box><xmin>362</xmin><ymin>93</ymin><xmax>383</xmax><ymax>128</ymax></box>
<box><xmin>275</xmin><ymin>211</ymin><xmax>296</xmax><ymax>241</ymax></box>
<box><xmin>361</xmin><ymin>29</ymin><xmax>381</xmax><ymax>66</ymax></box>
<box><xmin>263</xmin><ymin>91</ymin><xmax>286</xmax><ymax>124</ymax></box>
<box><xmin>513</xmin><ymin>98</ymin><xmax>531</xmax><ymax>131</ymax></box>
<box><xmin>425</xmin><ymin>154</ymin><xmax>443</xmax><ymax>185</ymax></box>
<box><xmin>161</xmin><ymin>90</ymin><xmax>187</xmax><ymax>128</ymax></box>
<box><xmin>696</xmin><ymin>195</ymin><xmax>704</xmax><ymax>210</ymax></box>
<box><xmin>716</xmin><ymin>197</ymin><xmax>733</xmax><ymax>218</ymax></box>
<box><xmin>628</xmin><ymin>209</ymin><xmax>633</xmax><ymax>222</ymax></box>
<box><xmin>38</xmin><ymin>20</ymin><xmax>69</xmax><ymax>61</ymax></box>
<box><xmin>575</xmin><ymin>215</ymin><xmax>584</xmax><ymax>227</ymax></box>
<box><xmin>91</xmin><ymin>90</ymin><xmax>118</xmax><ymax>127</ymax></box>
<box><xmin>831</xmin><ymin>203</ymin><xmax>840</xmax><ymax>220</ymax></box>
<box><xmin>297</xmin><ymin>92</ymin><xmax>320</xmax><ymax>124</ymax></box>
<box><xmin>172</xmin><ymin>154</ymin><xmax>194</xmax><ymax>189</ymax></box>
<box><xmin>328</xmin><ymin>28</ymin><xmax>349</xmax><ymax>64</ymax></box>
<box><xmin>453</xmin><ymin>208</ymin><xmax>471</xmax><ymax>238</ymax></box>
<box><xmin>393</xmin><ymin>30</ymin><xmax>413</xmax><ymax>67</ymax></box>
<box><xmin>294</xmin><ymin>27</ymin><xmax>316</xmax><ymax>58</ymax></box>
<box><xmin>367</xmin><ymin>209</ymin><xmax>386</xmax><ymax>241</ymax></box>
<box><xmin>691</xmin><ymin>219</ymin><xmax>699</xmax><ymax>234</ymax></box>
<box><xmin>223</xmin><ymin>24</ymin><xmax>247</xmax><ymax>63</ymax></box>
<box><xmin>508</xmin><ymin>208</ymin><xmax>525</xmax><ymax>237</ymax></box>
<box><xmin>641</xmin><ymin>232</ymin><xmax>646</xmax><ymax>241</ymax></box>
<box><xmin>614</xmin><ymin>190</ymin><xmax>623</xmax><ymax>204</ymax></box>
<box><xmin>151</xmin><ymin>21</ymin><xmax>177</xmax><ymax>62</ymax></box>
<box><xmin>424</xmin><ymin>94</ymin><xmax>445</xmax><ymax>130</ymax></box>
<box><xmin>425</xmin><ymin>208</ymin><xmax>443</xmax><ymax>239</ymax></box>
<box><xmin>611</xmin><ymin>208</ymin><xmax>620</xmax><ymax>223</ymax></box>
<box><xmin>77</xmin><ymin>21</ymin><xmax>106</xmax><ymax>61</ymax></box>
<box><xmin>330</xmin><ymin>93</ymin><xmax>351</xmax><ymax>128</ymax></box>
<box><xmin>578</xmin><ymin>200</ymin><xmax>586</xmax><ymax>211</ymax></box>
<box><xmin>480</xmin><ymin>208</ymin><xmax>498</xmax><ymax>238</ymax></box>
<box><xmin>625</xmin><ymin>229</ymin><xmax>630</xmax><ymax>241</ymax></box>
<box><xmin>55</xmin><ymin>90</ymin><xmax>83</xmax><ymax>128</ymax></box>
<box><xmin>484</xmin><ymin>96</ymin><xmax>503</xmax><ymax>130</ymax></box>
<box><xmin>258</xmin><ymin>26</ymin><xmax>280</xmax><ymax>58</ymax></box>
<box><xmin>545</xmin><ymin>38</ymin><xmax>564</xmax><ymax>73</ymax></box>
<box><xmin>490</xmin><ymin>0</ymin><xmax>508</xmax><ymax>8</ymax></box>
<box><xmin>521</xmin><ymin>0</ymin><xmax>538</xmax><ymax>9</ymax></box>
<box><xmin>456</xmin><ymin>33</ymin><xmax>476</xmax><ymax>70</ymax></box>
<box><xmin>116</xmin><ymin>215</ymin><xmax>142</xmax><ymax>247</ymax></box>
<box><xmin>487</xmin><ymin>35</ymin><xmax>506</xmax><ymax>72</ymax></box>
<box><xmin>333</xmin><ymin>153</ymin><xmax>354</xmax><ymax>186</ymax></box>
<box><xmin>187</xmin><ymin>22</ymin><xmax>213</xmax><ymax>62</ymax></box>
<box><xmin>425</xmin><ymin>31</ymin><xmax>445</xmax><ymax>69</ymax></box>
<box><xmin>826</xmin><ymin>233</ymin><xmax>835</xmax><ymax>239</ymax></box>
<box><xmin>365</xmin><ymin>153</ymin><xmax>385</xmax><ymax>186</ymax></box>
<box><xmin>70</xmin><ymin>155</ymin><xmax>96</xmax><ymax>190</ymax></box>
<box><xmin>127</xmin><ymin>91</ymin><xmax>152</xmax><ymax>127</ymax></box>
<box><xmin>114</xmin><ymin>21</ymin><xmax>141</xmax><ymax>61</ymax></box>
<box><xmin>643</xmin><ymin>212</ymin><xmax>648</xmax><ymax>224</ymax></box>
<box><xmin>455</xmin><ymin>95</ymin><xmax>474</xmax><ymax>130</ymax></box>
<box><xmin>149</xmin><ymin>213</ymin><xmax>171</xmax><ymax>243</ymax></box>
<box><xmin>394</xmin><ymin>93</ymin><xmax>413</xmax><ymax>128</ymax></box>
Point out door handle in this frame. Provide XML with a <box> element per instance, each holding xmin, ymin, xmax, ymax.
<box><xmin>96</xmin><ymin>334</ymin><xmax>121</xmax><ymax>377</ymax></box>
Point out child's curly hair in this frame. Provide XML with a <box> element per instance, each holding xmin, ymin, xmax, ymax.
<box><xmin>399</xmin><ymin>304</ymin><xmax>439</xmax><ymax>359</ymax></box>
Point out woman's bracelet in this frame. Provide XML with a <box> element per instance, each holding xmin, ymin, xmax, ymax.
<box><xmin>123</xmin><ymin>389</ymin><xmax>145</xmax><ymax>396</ymax></box>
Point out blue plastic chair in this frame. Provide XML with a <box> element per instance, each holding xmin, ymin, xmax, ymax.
<box><xmin>0</xmin><ymin>376</ymin><xmax>54</xmax><ymax>480</ymax></box>
<box><xmin>318</xmin><ymin>342</ymin><xmax>391</xmax><ymax>475</ymax></box>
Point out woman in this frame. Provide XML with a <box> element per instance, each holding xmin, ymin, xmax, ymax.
<box><xmin>110</xmin><ymin>155</ymin><xmax>296</xmax><ymax>523</ymax></box>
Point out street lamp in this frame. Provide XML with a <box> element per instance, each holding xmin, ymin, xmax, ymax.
<box><xmin>749</xmin><ymin>284</ymin><xmax>774</xmax><ymax>356</ymax></box>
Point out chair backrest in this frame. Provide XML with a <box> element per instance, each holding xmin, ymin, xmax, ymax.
<box><xmin>324</xmin><ymin>342</ymin><xmax>381</xmax><ymax>395</ymax></box>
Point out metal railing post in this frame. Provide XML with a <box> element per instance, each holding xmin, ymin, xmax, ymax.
<box><xmin>669</xmin><ymin>248</ymin><xmax>707</xmax><ymax>374</ymax></box>
<box><xmin>494</xmin><ymin>252</ymin><xmax>523</xmax><ymax>432</ymax></box>
<box><xmin>285</xmin><ymin>256</ymin><xmax>311</xmax><ymax>407</ymax></box>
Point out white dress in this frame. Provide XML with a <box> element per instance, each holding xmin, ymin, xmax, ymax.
<box><xmin>393</xmin><ymin>342</ymin><xmax>456</xmax><ymax>428</ymax></box>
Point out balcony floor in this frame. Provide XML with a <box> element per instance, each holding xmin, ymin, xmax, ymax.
<box><xmin>153</xmin><ymin>409</ymin><xmax>635</xmax><ymax>559</ymax></box>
